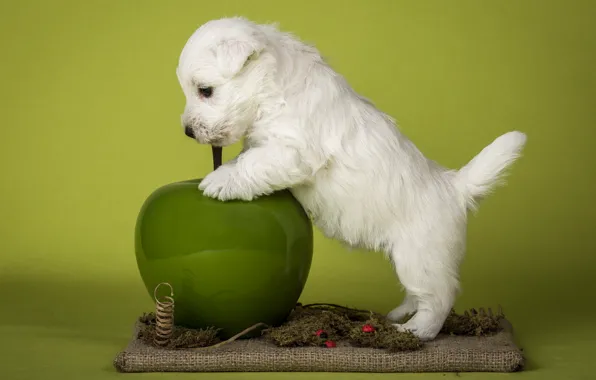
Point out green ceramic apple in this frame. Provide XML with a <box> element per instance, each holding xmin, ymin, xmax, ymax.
<box><xmin>134</xmin><ymin>178</ymin><xmax>314</xmax><ymax>339</ymax></box>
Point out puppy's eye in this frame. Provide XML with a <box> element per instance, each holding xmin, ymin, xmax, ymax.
<box><xmin>198</xmin><ymin>86</ymin><xmax>214</xmax><ymax>98</ymax></box>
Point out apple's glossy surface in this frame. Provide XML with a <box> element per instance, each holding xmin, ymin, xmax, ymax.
<box><xmin>135</xmin><ymin>179</ymin><xmax>314</xmax><ymax>339</ymax></box>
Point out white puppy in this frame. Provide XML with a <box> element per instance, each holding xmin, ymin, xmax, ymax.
<box><xmin>176</xmin><ymin>17</ymin><xmax>527</xmax><ymax>340</ymax></box>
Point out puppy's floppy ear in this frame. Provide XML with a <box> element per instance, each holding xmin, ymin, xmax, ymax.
<box><xmin>215</xmin><ymin>39</ymin><xmax>261</xmax><ymax>78</ymax></box>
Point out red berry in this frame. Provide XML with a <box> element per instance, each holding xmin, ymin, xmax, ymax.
<box><xmin>325</xmin><ymin>340</ymin><xmax>336</xmax><ymax>348</ymax></box>
<box><xmin>362</xmin><ymin>324</ymin><xmax>375</xmax><ymax>333</ymax></box>
<box><xmin>315</xmin><ymin>329</ymin><xmax>328</xmax><ymax>339</ymax></box>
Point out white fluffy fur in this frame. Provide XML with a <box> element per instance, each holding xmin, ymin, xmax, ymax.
<box><xmin>176</xmin><ymin>17</ymin><xmax>527</xmax><ymax>340</ymax></box>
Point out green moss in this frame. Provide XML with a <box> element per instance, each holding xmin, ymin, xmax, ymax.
<box><xmin>441</xmin><ymin>307</ymin><xmax>504</xmax><ymax>336</ymax></box>
<box><xmin>137</xmin><ymin>313</ymin><xmax>221</xmax><ymax>349</ymax></box>
<box><xmin>346</xmin><ymin>315</ymin><xmax>422</xmax><ymax>352</ymax></box>
<box><xmin>262</xmin><ymin>303</ymin><xmax>422</xmax><ymax>351</ymax></box>
<box><xmin>137</xmin><ymin>304</ymin><xmax>506</xmax><ymax>351</ymax></box>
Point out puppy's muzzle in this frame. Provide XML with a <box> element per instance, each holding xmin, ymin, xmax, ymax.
<box><xmin>184</xmin><ymin>125</ymin><xmax>195</xmax><ymax>139</ymax></box>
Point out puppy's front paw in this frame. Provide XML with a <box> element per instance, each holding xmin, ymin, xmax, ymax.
<box><xmin>392</xmin><ymin>311</ymin><xmax>443</xmax><ymax>341</ymax></box>
<box><xmin>199</xmin><ymin>165</ymin><xmax>255</xmax><ymax>201</ymax></box>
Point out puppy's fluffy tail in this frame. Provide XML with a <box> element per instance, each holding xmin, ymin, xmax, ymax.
<box><xmin>455</xmin><ymin>131</ymin><xmax>527</xmax><ymax>211</ymax></box>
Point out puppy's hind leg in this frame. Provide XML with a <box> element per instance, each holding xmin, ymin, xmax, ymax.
<box><xmin>387</xmin><ymin>291</ymin><xmax>418</xmax><ymax>323</ymax></box>
<box><xmin>388</xmin><ymin>234</ymin><xmax>463</xmax><ymax>341</ymax></box>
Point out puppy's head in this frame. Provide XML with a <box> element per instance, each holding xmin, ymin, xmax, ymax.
<box><xmin>176</xmin><ymin>17</ymin><xmax>271</xmax><ymax>146</ymax></box>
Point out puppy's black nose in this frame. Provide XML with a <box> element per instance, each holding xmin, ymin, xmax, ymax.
<box><xmin>184</xmin><ymin>126</ymin><xmax>195</xmax><ymax>139</ymax></box>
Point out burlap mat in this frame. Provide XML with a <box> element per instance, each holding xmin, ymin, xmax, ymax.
<box><xmin>113</xmin><ymin>318</ymin><xmax>524</xmax><ymax>373</ymax></box>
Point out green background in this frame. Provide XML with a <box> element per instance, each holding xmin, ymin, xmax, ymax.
<box><xmin>1</xmin><ymin>0</ymin><xmax>595</xmax><ymax>379</ymax></box>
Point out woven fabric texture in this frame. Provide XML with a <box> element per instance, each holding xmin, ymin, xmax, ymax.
<box><xmin>113</xmin><ymin>319</ymin><xmax>524</xmax><ymax>373</ymax></box>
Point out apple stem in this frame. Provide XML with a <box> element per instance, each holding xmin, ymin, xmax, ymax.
<box><xmin>212</xmin><ymin>146</ymin><xmax>222</xmax><ymax>170</ymax></box>
<box><xmin>193</xmin><ymin>322</ymin><xmax>268</xmax><ymax>350</ymax></box>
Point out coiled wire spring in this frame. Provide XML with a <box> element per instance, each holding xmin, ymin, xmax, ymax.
<box><xmin>153</xmin><ymin>282</ymin><xmax>175</xmax><ymax>346</ymax></box>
